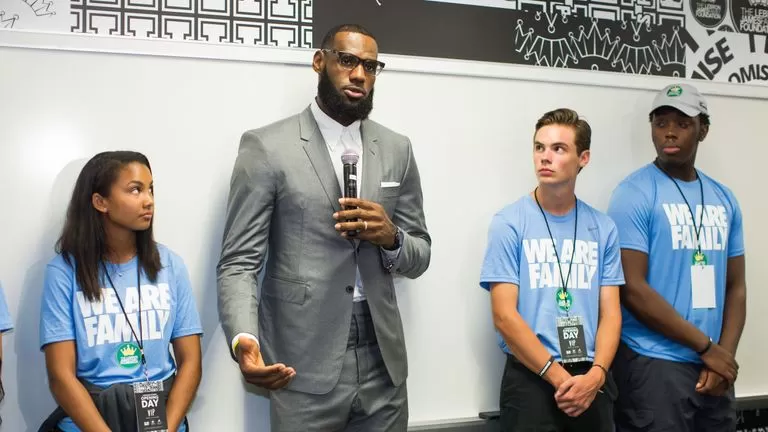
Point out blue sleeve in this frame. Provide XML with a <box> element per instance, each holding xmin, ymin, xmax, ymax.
<box><xmin>171</xmin><ymin>255</ymin><xmax>203</xmax><ymax>340</ymax></box>
<box><xmin>727</xmin><ymin>195</ymin><xmax>745</xmax><ymax>258</ymax></box>
<box><xmin>39</xmin><ymin>263</ymin><xmax>76</xmax><ymax>349</ymax></box>
<box><xmin>479</xmin><ymin>213</ymin><xmax>521</xmax><ymax>290</ymax></box>
<box><xmin>601</xmin><ymin>222</ymin><xmax>626</xmax><ymax>286</ymax></box>
<box><xmin>607</xmin><ymin>181</ymin><xmax>651</xmax><ymax>253</ymax></box>
<box><xmin>0</xmin><ymin>283</ymin><xmax>13</xmax><ymax>332</ymax></box>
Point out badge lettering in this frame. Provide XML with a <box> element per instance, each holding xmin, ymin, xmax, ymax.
<box><xmin>562</xmin><ymin>327</ymin><xmax>579</xmax><ymax>339</ymax></box>
<box><xmin>141</xmin><ymin>394</ymin><xmax>159</xmax><ymax>408</ymax></box>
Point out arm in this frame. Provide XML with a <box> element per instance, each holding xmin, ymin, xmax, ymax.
<box><xmin>554</xmin><ymin>285</ymin><xmax>621</xmax><ymax>417</ymax></box>
<box><xmin>698</xmin><ymin>195</ymin><xmax>747</xmax><ymax>394</ymax></box>
<box><xmin>490</xmin><ymin>283</ymin><xmax>571</xmax><ymax>389</ymax></box>
<box><xmin>621</xmin><ymin>250</ymin><xmax>738</xmax><ymax>382</ymax></box>
<box><xmin>481</xmin><ymin>212</ymin><xmax>565</xmax><ymax>384</ymax></box>
<box><xmin>592</xmin><ymin>223</ymin><xmax>625</xmax><ymax>375</ymax></box>
<box><xmin>166</xmin><ymin>335</ymin><xmax>202</xmax><ymax>432</ymax></box>
<box><xmin>44</xmin><ymin>341</ymin><xmax>110</xmax><ymax>432</ymax></box>
<box><xmin>167</xmin><ymin>258</ymin><xmax>203</xmax><ymax>431</ymax></box>
<box><xmin>621</xmin><ymin>250</ymin><xmax>710</xmax><ymax>351</ymax></box>
<box><xmin>719</xmin><ymin>255</ymin><xmax>747</xmax><ymax>355</ymax></box>
<box><xmin>216</xmin><ymin>132</ymin><xmax>295</xmax><ymax>388</ymax></box>
<box><xmin>696</xmin><ymin>255</ymin><xmax>747</xmax><ymax>395</ymax></box>
<box><xmin>386</xmin><ymin>138</ymin><xmax>431</xmax><ymax>279</ymax></box>
<box><xmin>720</xmin><ymin>198</ymin><xmax>747</xmax><ymax>355</ymax></box>
<box><xmin>606</xmin><ymin>182</ymin><xmax>734</xmax><ymax>373</ymax></box>
<box><xmin>216</xmin><ymin>132</ymin><xmax>275</xmax><ymax>358</ymax></box>
<box><xmin>40</xmin><ymin>263</ymin><xmax>110</xmax><ymax>430</ymax></box>
<box><xmin>591</xmin><ymin>285</ymin><xmax>621</xmax><ymax>381</ymax></box>
<box><xmin>556</xmin><ymin>221</ymin><xmax>624</xmax><ymax>417</ymax></box>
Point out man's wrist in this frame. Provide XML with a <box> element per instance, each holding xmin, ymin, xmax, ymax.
<box><xmin>382</xmin><ymin>226</ymin><xmax>401</xmax><ymax>250</ymax></box>
<box><xmin>588</xmin><ymin>366</ymin><xmax>606</xmax><ymax>387</ymax></box>
<box><xmin>543</xmin><ymin>362</ymin><xmax>569</xmax><ymax>389</ymax></box>
<box><xmin>231</xmin><ymin>333</ymin><xmax>259</xmax><ymax>357</ymax></box>
<box><xmin>697</xmin><ymin>337</ymin><xmax>713</xmax><ymax>356</ymax></box>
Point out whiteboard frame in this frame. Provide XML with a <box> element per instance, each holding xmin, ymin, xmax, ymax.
<box><xmin>2</xmin><ymin>28</ymin><xmax>768</xmax><ymax>100</ymax></box>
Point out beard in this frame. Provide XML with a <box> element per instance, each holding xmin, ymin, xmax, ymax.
<box><xmin>317</xmin><ymin>67</ymin><xmax>374</xmax><ymax>121</ymax></box>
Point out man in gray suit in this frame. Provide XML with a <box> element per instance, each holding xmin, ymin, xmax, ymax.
<box><xmin>217</xmin><ymin>23</ymin><xmax>431</xmax><ymax>431</ymax></box>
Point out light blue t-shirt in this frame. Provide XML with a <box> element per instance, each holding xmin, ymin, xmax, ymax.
<box><xmin>40</xmin><ymin>244</ymin><xmax>202</xmax><ymax>432</ymax></box>
<box><xmin>607</xmin><ymin>163</ymin><xmax>744</xmax><ymax>363</ymax></box>
<box><xmin>0</xmin><ymin>282</ymin><xmax>13</xmax><ymax>333</ymax></box>
<box><xmin>480</xmin><ymin>195</ymin><xmax>625</xmax><ymax>361</ymax></box>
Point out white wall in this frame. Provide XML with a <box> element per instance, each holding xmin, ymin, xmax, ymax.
<box><xmin>0</xmin><ymin>30</ymin><xmax>766</xmax><ymax>431</ymax></box>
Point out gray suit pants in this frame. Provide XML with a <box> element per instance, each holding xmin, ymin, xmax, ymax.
<box><xmin>270</xmin><ymin>301</ymin><xmax>408</xmax><ymax>432</ymax></box>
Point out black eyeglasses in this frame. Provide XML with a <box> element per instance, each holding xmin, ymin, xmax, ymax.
<box><xmin>322</xmin><ymin>49</ymin><xmax>386</xmax><ymax>76</ymax></box>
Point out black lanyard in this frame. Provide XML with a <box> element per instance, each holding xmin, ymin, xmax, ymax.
<box><xmin>654</xmin><ymin>160</ymin><xmax>705</xmax><ymax>255</ymax></box>
<box><xmin>534</xmin><ymin>187</ymin><xmax>578</xmax><ymax>296</ymax></box>
<box><xmin>102</xmin><ymin>262</ymin><xmax>146</xmax><ymax>368</ymax></box>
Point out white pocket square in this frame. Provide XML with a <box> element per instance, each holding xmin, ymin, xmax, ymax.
<box><xmin>380</xmin><ymin>181</ymin><xmax>400</xmax><ymax>188</ymax></box>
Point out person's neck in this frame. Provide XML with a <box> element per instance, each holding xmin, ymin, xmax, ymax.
<box><xmin>315</xmin><ymin>96</ymin><xmax>355</xmax><ymax>127</ymax></box>
<box><xmin>534</xmin><ymin>184</ymin><xmax>576</xmax><ymax>216</ymax></box>
<box><xmin>103</xmin><ymin>222</ymin><xmax>137</xmax><ymax>264</ymax></box>
<box><xmin>654</xmin><ymin>158</ymin><xmax>697</xmax><ymax>182</ymax></box>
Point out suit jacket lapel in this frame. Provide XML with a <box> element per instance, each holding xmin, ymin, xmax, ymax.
<box><xmin>361</xmin><ymin>120</ymin><xmax>380</xmax><ymax>204</ymax></box>
<box><xmin>300</xmin><ymin>107</ymin><xmax>342</xmax><ymax>212</ymax></box>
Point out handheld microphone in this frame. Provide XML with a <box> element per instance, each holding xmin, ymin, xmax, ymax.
<box><xmin>341</xmin><ymin>150</ymin><xmax>359</xmax><ymax>237</ymax></box>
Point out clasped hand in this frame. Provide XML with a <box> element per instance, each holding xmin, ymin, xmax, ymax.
<box><xmin>554</xmin><ymin>369</ymin><xmax>604</xmax><ymax>417</ymax></box>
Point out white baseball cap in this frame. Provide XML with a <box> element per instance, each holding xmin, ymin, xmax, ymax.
<box><xmin>650</xmin><ymin>83</ymin><xmax>709</xmax><ymax>117</ymax></box>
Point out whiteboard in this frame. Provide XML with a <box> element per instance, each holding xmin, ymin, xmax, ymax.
<box><xmin>0</xmin><ymin>31</ymin><xmax>766</xmax><ymax>431</ymax></box>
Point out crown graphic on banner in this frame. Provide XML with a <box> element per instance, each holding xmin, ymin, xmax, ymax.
<box><xmin>22</xmin><ymin>0</ymin><xmax>55</xmax><ymax>17</ymax></box>
<box><xmin>570</xmin><ymin>20</ymin><xmax>622</xmax><ymax>63</ymax></box>
<box><xmin>513</xmin><ymin>12</ymin><xmax>686</xmax><ymax>75</ymax></box>
<box><xmin>0</xmin><ymin>11</ymin><xmax>19</xmax><ymax>28</ymax></box>
<box><xmin>513</xmin><ymin>11</ymin><xmax>582</xmax><ymax>67</ymax></box>
<box><xmin>651</xmin><ymin>29</ymin><xmax>686</xmax><ymax>70</ymax></box>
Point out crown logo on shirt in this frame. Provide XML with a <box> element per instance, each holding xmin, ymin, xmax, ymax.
<box><xmin>120</xmin><ymin>344</ymin><xmax>137</xmax><ymax>356</ymax></box>
<box><xmin>116</xmin><ymin>342</ymin><xmax>141</xmax><ymax>368</ymax></box>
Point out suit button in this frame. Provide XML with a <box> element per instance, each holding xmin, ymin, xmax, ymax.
<box><xmin>345</xmin><ymin>285</ymin><xmax>354</xmax><ymax>294</ymax></box>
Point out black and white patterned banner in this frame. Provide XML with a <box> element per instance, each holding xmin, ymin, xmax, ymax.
<box><xmin>312</xmin><ymin>0</ymin><xmax>768</xmax><ymax>86</ymax></box>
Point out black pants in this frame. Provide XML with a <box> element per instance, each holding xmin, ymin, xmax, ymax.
<box><xmin>499</xmin><ymin>354</ymin><xmax>616</xmax><ymax>432</ymax></box>
<box><xmin>38</xmin><ymin>375</ymin><xmax>188</xmax><ymax>432</ymax></box>
<box><xmin>612</xmin><ymin>342</ymin><xmax>736</xmax><ymax>432</ymax></box>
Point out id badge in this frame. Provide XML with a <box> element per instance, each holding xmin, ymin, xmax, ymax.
<box><xmin>133</xmin><ymin>380</ymin><xmax>168</xmax><ymax>432</ymax></box>
<box><xmin>556</xmin><ymin>315</ymin><xmax>588</xmax><ymax>363</ymax></box>
<box><xmin>691</xmin><ymin>264</ymin><xmax>716</xmax><ymax>309</ymax></box>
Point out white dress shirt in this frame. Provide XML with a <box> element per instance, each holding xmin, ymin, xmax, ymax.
<box><xmin>310</xmin><ymin>99</ymin><xmax>368</xmax><ymax>302</ymax></box>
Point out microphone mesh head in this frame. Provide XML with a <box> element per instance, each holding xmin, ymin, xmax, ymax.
<box><xmin>341</xmin><ymin>149</ymin><xmax>359</xmax><ymax>165</ymax></box>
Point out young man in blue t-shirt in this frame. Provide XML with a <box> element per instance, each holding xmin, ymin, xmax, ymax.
<box><xmin>480</xmin><ymin>108</ymin><xmax>624</xmax><ymax>431</ymax></box>
<box><xmin>607</xmin><ymin>83</ymin><xmax>746</xmax><ymax>432</ymax></box>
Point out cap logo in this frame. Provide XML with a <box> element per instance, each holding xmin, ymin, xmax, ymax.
<box><xmin>667</xmin><ymin>85</ymin><xmax>683</xmax><ymax>97</ymax></box>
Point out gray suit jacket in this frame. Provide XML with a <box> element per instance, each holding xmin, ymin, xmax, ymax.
<box><xmin>217</xmin><ymin>106</ymin><xmax>431</xmax><ymax>394</ymax></box>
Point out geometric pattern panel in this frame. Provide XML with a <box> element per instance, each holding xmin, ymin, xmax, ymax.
<box><xmin>71</xmin><ymin>0</ymin><xmax>312</xmax><ymax>47</ymax></box>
